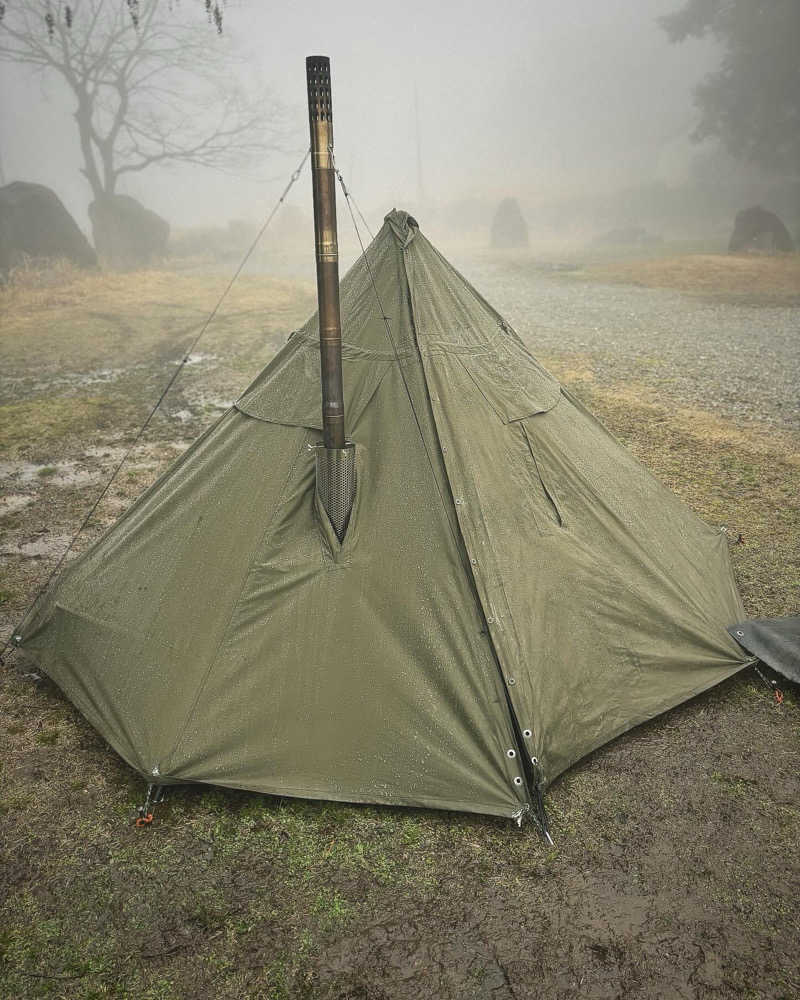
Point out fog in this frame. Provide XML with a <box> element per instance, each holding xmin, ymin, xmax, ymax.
<box><xmin>0</xmin><ymin>0</ymin><xmax>772</xmax><ymax>248</ymax></box>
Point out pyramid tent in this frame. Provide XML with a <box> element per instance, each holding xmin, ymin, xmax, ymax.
<box><xmin>15</xmin><ymin>210</ymin><xmax>751</xmax><ymax>822</ymax></box>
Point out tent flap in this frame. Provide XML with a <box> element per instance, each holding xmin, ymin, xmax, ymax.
<box><xmin>236</xmin><ymin>333</ymin><xmax>392</xmax><ymax>430</ymax></box>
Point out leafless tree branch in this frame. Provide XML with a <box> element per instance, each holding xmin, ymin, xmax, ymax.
<box><xmin>0</xmin><ymin>0</ymin><xmax>294</xmax><ymax>201</ymax></box>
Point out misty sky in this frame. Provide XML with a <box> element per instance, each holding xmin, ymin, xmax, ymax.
<box><xmin>0</xmin><ymin>0</ymin><xmax>717</xmax><ymax>233</ymax></box>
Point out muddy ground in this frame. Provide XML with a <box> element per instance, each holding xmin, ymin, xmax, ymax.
<box><xmin>0</xmin><ymin>248</ymin><xmax>798</xmax><ymax>999</ymax></box>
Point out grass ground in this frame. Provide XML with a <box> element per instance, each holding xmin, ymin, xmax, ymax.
<box><xmin>1</xmin><ymin>256</ymin><xmax>798</xmax><ymax>999</ymax></box>
<box><xmin>576</xmin><ymin>251</ymin><xmax>800</xmax><ymax>306</ymax></box>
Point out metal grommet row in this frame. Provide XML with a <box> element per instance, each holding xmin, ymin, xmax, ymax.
<box><xmin>506</xmin><ymin>749</ymin><xmax>516</xmax><ymax>758</ymax></box>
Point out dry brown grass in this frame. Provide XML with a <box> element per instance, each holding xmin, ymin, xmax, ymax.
<box><xmin>583</xmin><ymin>252</ymin><xmax>800</xmax><ymax>303</ymax></box>
<box><xmin>0</xmin><ymin>264</ymin><xmax>315</xmax><ymax>371</ymax></box>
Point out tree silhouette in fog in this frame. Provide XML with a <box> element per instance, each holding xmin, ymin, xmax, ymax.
<box><xmin>0</xmin><ymin>0</ymin><xmax>290</xmax><ymax>203</ymax></box>
<box><xmin>661</xmin><ymin>0</ymin><xmax>800</xmax><ymax>175</ymax></box>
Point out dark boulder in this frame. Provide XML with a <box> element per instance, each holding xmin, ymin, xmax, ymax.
<box><xmin>491</xmin><ymin>198</ymin><xmax>529</xmax><ymax>249</ymax></box>
<box><xmin>89</xmin><ymin>194</ymin><xmax>169</xmax><ymax>268</ymax></box>
<box><xmin>0</xmin><ymin>181</ymin><xmax>97</xmax><ymax>275</ymax></box>
<box><xmin>729</xmin><ymin>206</ymin><xmax>795</xmax><ymax>253</ymax></box>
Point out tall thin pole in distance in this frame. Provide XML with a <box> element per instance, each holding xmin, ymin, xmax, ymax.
<box><xmin>306</xmin><ymin>55</ymin><xmax>346</xmax><ymax>449</ymax></box>
<box><xmin>414</xmin><ymin>84</ymin><xmax>424</xmax><ymax>210</ymax></box>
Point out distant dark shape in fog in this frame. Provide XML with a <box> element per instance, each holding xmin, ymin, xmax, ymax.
<box><xmin>2</xmin><ymin>0</ymin><xmax>793</xmax><ymax>244</ymax></box>
<box><xmin>728</xmin><ymin>206</ymin><xmax>795</xmax><ymax>255</ymax></box>
<box><xmin>491</xmin><ymin>198</ymin><xmax>529</xmax><ymax>250</ymax></box>
<box><xmin>0</xmin><ymin>179</ymin><xmax>97</xmax><ymax>274</ymax></box>
<box><xmin>661</xmin><ymin>0</ymin><xmax>800</xmax><ymax>175</ymax></box>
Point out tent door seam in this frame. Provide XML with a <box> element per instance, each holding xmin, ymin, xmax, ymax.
<box><xmin>400</xmin><ymin>244</ymin><xmax>532</xmax><ymax>808</ymax></box>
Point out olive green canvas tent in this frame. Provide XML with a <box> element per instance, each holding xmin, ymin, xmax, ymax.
<box><xmin>15</xmin><ymin>210</ymin><xmax>751</xmax><ymax>825</ymax></box>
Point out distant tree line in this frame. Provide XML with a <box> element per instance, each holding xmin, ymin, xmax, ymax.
<box><xmin>660</xmin><ymin>0</ymin><xmax>800</xmax><ymax>177</ymax></box>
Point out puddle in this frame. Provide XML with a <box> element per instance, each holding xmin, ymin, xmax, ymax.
<box><xmin>179</xmin><ymin>353</ymin><xmax>218</xmax><ymax>366</ymax></box>
<box><xmin>1</xmin><ymin>362</ymin><xmax>153</xmax><ymax>395</ymax></box>
<box><xmin>1</xmin><ymin>353</ymin><xmax>221</xmax><ymax>404</ymax></box>
<box><xmin>0</xmin><ymin>461</ymin><xmax>99</xmax><ymax>488</ymax></box>
<box><xmin>203</xmin><ymin>398</ymin><xmax>234</xmax><ymax>411</ymax></box>
<box><xmin>81</xmin><ymin>446</ymin><xmax>128</xmax><ymax>461</ymax></box>
<box><xmin>0</xmin><ymin>494</ymin><xmax>34</xmax><ymax>515</ymax></box>
<box><xmin>1</xmin><ymin>533</ymin><xmax>73</xmax><ymax>559</ymax></box>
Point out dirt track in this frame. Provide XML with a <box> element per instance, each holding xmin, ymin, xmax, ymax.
<box><xmin>0</xmin><ymin>256</ymin><xmax>798</xmax><ymax>999</ymax></box>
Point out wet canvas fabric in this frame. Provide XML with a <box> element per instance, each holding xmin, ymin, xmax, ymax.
<box><xmin>17</xmin><ymin>210</ymin><xmax>751</xmax><ymax>819</ymax></box>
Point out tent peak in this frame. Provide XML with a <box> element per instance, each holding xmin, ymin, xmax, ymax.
<box><xmin>384</xmin><ymin>209</ymin><xmax>419</xmax><ymax>247</ymax></box>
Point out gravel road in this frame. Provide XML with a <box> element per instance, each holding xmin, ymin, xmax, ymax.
<box><xmin>453</xmin><ymin>255</ymin><xmax>800</xmax><ymax>430</ymax></box>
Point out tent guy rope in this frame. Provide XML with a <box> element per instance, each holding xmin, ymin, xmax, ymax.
<box><xmin>1</xmin><ymin>148</ymin><xmax>311</xmax><ymax>666</ymax></box>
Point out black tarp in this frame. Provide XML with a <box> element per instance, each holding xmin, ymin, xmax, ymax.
<box><xmin>728</xmin><ymin>616</ymin><xmax>800</xmax><ymax>685</ymax></box>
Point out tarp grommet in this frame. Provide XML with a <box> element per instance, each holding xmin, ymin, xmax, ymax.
<box><xmin>506</xmin><ymin>749</ymin><xmax>516</xmax><ymax>758</ymax></box>
<box><xmin>513</xmin><ymin>776</ymin><xmax>522</xmax><ymax>785</ymax></box>
<box><xmin>523</xmin><ymin>729</ymin><xmax>532</xmax><ymax>738</ymax></box>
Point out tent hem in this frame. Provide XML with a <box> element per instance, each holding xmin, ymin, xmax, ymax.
<box><xmin>545</xmin><ymin>654</ymin><xmax>756</xmax><ymax>786</ymax></box>
<box><xmin>162</xmin><ymin>774</ymin><xmax>525</xmax><ymax>819</ymax></box>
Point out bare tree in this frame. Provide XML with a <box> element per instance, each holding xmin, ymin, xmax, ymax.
<box><xmin>0</xmin><ymin>0</ymin><xmax>291</xmax><ymax>203</ymax></box>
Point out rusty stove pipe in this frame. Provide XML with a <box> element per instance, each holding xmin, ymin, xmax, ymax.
<box><xmin>306</xmin><ymin>56</ymin><xmax>355</xmax><ymax>541</ymax></box>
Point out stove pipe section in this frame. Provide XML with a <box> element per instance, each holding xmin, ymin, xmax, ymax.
<box><xmin>306</xmin><ymin>55</ymin><xmax>355</xmax><ymax>541</ymax></box>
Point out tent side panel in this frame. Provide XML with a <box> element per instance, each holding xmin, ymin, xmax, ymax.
<box><xmin>419</xmin><ymin>347</ymin><xmax>750</xmax><ymax>783</ymax></box>
<box><xmin>20</xmin><ymin>411</ymin><xmax>308</xmax><ymax>775</ymax></box>
<box><xmin>401</xmin><ymin>224</ymin><xmax>749</xmax><ymax>787</ymax></box>
<box><xmin>162</xmin><ymin>363</ymin><xmax>529</xmax><ymax>817</ymax></box>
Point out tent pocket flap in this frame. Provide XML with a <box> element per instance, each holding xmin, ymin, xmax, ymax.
<box><xmin>236</xmin><ymin>334</ymin><xmax>391</xmax><ymax>430</ymax></box>
<box><xmin>455</xmin><ymin>338</ymin><xmax>561</xmax><ymax>422</ymax></box>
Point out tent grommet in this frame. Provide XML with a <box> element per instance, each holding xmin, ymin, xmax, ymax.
<box><xmin>506</xmin><ymin>749</ymin><xmax>516</xmax><ymax>758</ymax></box>
<box><xmin>513</xmin><ymin>776</ymin><xmax>523</xmax><ymax>785</ymax></box>
<box><xmin>523</xmin><ymin>729</ymin><xmax>532</xmax><ymax>738</ymax></box>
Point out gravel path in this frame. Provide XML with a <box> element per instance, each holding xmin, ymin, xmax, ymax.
<box><xmin>453</xmin><ymin>255</ymin><xmax>800</xmax><ymax>430</ymax></box>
